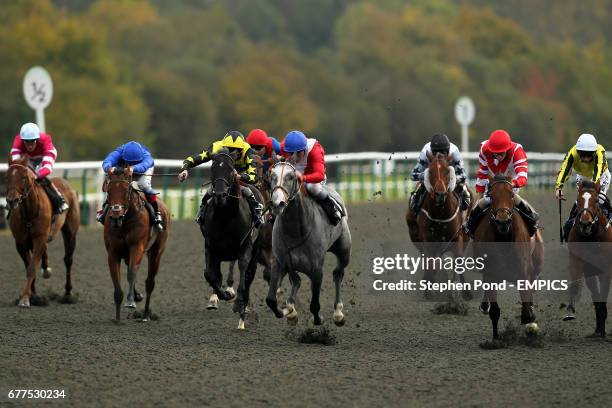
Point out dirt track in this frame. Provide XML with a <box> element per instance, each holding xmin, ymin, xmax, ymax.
<box><xmin>2</xmin><ymin>192</ymin><xmax>612</xmax><ymax>407</ymax></box>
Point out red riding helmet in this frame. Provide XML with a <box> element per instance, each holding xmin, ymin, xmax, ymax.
<box><xmin>488</xmin><ymin>130</ymin><xmax>512</xmax><ymax>153</ymax></box>
<box><xmin>247</xmin><ymin>129</ymin><xmax>270</xmax><ymax>147</ymax></box>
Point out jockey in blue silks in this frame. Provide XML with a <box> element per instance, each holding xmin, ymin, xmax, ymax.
<box><xmin>97</xmin><ymin>141</ymin><xmax>164</xmax><ymax>230</ymax></box>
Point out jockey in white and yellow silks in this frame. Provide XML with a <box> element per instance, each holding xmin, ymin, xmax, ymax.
<box><xmin>178</xmin><ymin>131</ymin><xmax>263</xmax><ymax>227</ymax></box>
<box><xmin>555</xmin><ymin>133</ymin><xmax>611</xmax><ymax>240</ymax></box>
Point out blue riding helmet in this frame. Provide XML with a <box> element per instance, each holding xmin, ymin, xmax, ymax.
<box><xmin>284</xmin><ymin>130</ymin><xmax>307</xmax><ymax>153</ymax></box>
<box><xmin>122</xmin><ymin>141</ymin><xmax>144</xmax><ymax>163</ymax></box>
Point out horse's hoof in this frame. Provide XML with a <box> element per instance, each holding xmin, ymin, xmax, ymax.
<box><xmin>206</xmin><ymin>303</ymin><xmax>219</xmax><ymax>310</ymax></box>
<box><xmin>479</xmin><ymin>302</ymin><xmax>490</xmax><ymax>314</ymax></box>
<box><xmin>142</xmin><ymin>316</ymin><xmax>150</xmax><ymax>322</ymax></box>
<box><xmin>124</xmin><ymin>301</ymin><xmax>136</xmax><ymax>309</ymax></box>
<box><xmin>41</xmin><ymin>267</ymin><xmax>52</xmax><ymax>279</ymax></box>
<box><xmin>134</xmin><ymin>291</ymin><xmax>144</xmax><ymax>303</ymax></box>
<box><xmin>237</xmin><ymin>319</ymin><xmax>245</xmax><ymax>330</ymax></box>
<box><xmin>225</xmin><ymin>287</ymin><xmax>236</xmax><ymax>300</ymax></box>
<box><xmin>562</xmin><ymin>314</ymin><xmax>576</xmax><ymax>321</ymax></box>
<box><xmin>18</xmin><ymin>298</ymin><xmax>30</xmax><ymax>308</ymax></box>
<box><xmin>333</xmin><ymin>316</ymin><xmax>346</xmax><ymax>327</ymax></box>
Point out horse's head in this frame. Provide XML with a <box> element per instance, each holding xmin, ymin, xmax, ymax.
<box><xmin>106</xmin><ymin>167</ymin><xmax>133</xmax><ymax>228</ymax></box>
<box><xmin>5</xmin><ymin>162</ymin><xmax>36</xmax><ymax>210</ymax></box>
<box><xmin>575</xmin><ymin>180</ymin><xmax>601</xmax><ymax>236</ymax></box>
<box><xmin>424</xmin><ymin>151</ymin><xmax>456</xmax><ymax>206</ymax></box>
<box><xmin>270</xmin><ymin>161</ymin><xmax>300</xmax><ymax>216</ymax></box>
<box><xmin>488</xmin><ymin>173</ymin><xmax>515</xmax><ymax>235</ymax></box>
<box><xmin>210</xmin><ymin>148</ymin><xmax>236</xmax><ymax>207</ymax></box>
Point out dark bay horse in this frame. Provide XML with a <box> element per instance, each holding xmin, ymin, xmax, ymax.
<box><xmin>201</xmin><ymin>150</ymin><xmax>263</xmax><ymax>329</ymax></box>
<box><xmin>103</xmin><ymin>168</ymin><xmax>170</xmax><ymax>321</ymax></box>
<box><xmin>6</xmin><ymin>159</ymin><xmax>79</xmax><ymax>307</ymax></box>
<box><xmin>406</xmin><ymin>152</ymin><xmax>474</xmax><ymax>300</ymax></box>
<box><xmin>266</xmin><ymin>161</ymin><xmax>352</xmax><ymax>326</ymax></box>
<box><xmin>211</xmin><ymin>156</ymin><xmax>274</xmax><ymax>309</ymax></box>
<box><xmin>564</xmin><ymin>180</ymin><xmax>612</xmax><ymax>336</ymax></box>
<box><xmin>472</xmin><ymin>174</ymin><xmax>544</xmax><ymax>339</ymax></box>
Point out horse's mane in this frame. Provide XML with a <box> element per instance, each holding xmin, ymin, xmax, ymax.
<box><xmin>493</xmin><ymin>173</ymin><xmax>507</xmax><ymax>182</ymax></box>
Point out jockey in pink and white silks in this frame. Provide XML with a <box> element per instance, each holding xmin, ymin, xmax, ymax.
<box><xmin>10</xmin><ymin>122</ymin><xmax>68</xmax><ymax>214</ymax></box>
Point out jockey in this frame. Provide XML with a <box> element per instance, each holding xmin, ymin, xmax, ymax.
<box><xmin>246</xmin><ymin>128</ymin><xmax>280</xmax><ymax>171</ymax></box>
<box><xmin>281</xmin><ymin>130</ymin><xmax>343</xmax><ymax>225</ymax></box>
<box><xmin>409</xmin><ymin>133</ymin><xmax>470</xmax><ymax>215</ymax></box>
<box><xmin>98</xmin><ymin>141</ymin><xmax>164</xmax><ymax>230</ymax></box>
<box><xmin>178</xmin><ymin>130</ymin><xmax>263</xmax><ymax>227</ymax></box>
<box><xmin>464</xmin><ymin>129</ymin><xmax>539</xmax><ymax>236</ymax></box>
<box><xmin>555</xmin><ymin>133</ymin><xmax>611</xmax><ymax>238</ymax></box>
<box><xmin>10</xmin><ymin>122</ymin><xmax>68</xmax><ymax>214</ymax></box>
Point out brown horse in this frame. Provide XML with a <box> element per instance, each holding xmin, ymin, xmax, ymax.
<box><xmin>5</xmin><ymin>158</ymin><xmax>79</xmax><ymax>307</ymax></box>
<box><xmin>103</xmin><ymin>168</ymin><xmax>170</xmax><ymax>321</ymax></box>
<box><xmin>472</xmin><ymin>174</ymin><xmax>544</xmax><ymax>339</ymax></box>
<box><xmin>565</xmin><ymin>180</ymin><xmax>612</xmax><ymax>336</ymax></box>
<box><xmin>406</xmin><ymin>152</ymin><xmax>475</xmax><ymax>299</ymax></box>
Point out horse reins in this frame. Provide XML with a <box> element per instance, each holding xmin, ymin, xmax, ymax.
<box><xmin>270</xmin><ymin>161</ymin><xmax>302</xmax><ymax>204</ymax></box>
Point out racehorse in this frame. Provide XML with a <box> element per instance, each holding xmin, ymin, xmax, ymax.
<box><xmin>564</xmin><ymin>180</ymin><xmax>612</xmax><ymax>336</ymax></box>
<box><xmin>266</xmin><ymin>160</ymin><xmax>352</xmax><ymax>326</ymax></box>
<box><xmin>201</xmin><ymin>149</ymin><xmax>263</xmax><ymax>329</ymax></box>
<box><xmin>208</xmin><ymin>155</ymin><xmax>274</xmax><ymax>310</ymax></box>
<box><xmin>472</xmin><ymin>174</ymin><xmax>544</xmax><ymax>339</ymax></box>
<box><xmin>103</xmin><ymin>167</ymin><xmax>170</xmax><ymax>321</ymax></box>
<box><xmin>406</xmin><ymin>152</ymin><xmax>475</xmax><ymax>300</ymax></box>
<box><xmin>6</xmin><ymin>158</ymin><xmax>79</xmax><ymax>307</ymax></box>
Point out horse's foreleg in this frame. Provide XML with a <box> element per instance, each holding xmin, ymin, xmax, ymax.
<box><xmin>108</xmin><ymin>254</ymin><xmax>122</xmax><ymax>320</ymax></box>
<box><xmin>143</xmin><ymin>250</ymin><xmax>161</xmax><ymax>321</ymax></box>
<box><xmin>310</xmin><ymin>268</ymin><xmax>323</xmax><ymax>325</ymax></box>
<box><xmin>565</xmin><ymin>254</ymin><xmax>584</xmax><ymax>320</ymax></box>
<box><xmin>203</xmin><ymin>249</ymin><xmax>228</xmax><ymax>302</ymax></box>
<box><xmin>486</xmin><ymin>290</ymin><xmax>500</xmax><ymax>340</ymax></box>
<box><xmin>126</xmin><ymin>245</ymin><xmax>146</xmax><ymax>309</ymax></box>
<box><xmin>61</xmin><ymin>227</ymin><xmax>77</xmax><ymax>298</ymax></box>
<box><xmin>519</xmin><ymin>288</ymin><xmax>536</xmax><ymax>325</ymax></box>
<box><xmin>41</xmin><ymin>250</ymin><xmax>51</xmax><ymax>279</ymax></box>
<box><xmin>19</xmin><ymin>239</ymin><xmax>45</xmax><ymax>307</ymax></box>
<box><xmin>265</xmin><ymin>257</ymin><xmax>284</xmax><ymax>318</ymax></box>
<box><xmin>593</xmin><ymin>271</ymin><xmax>611</xmax><ymax>337</ymax></box>
<box><xmin>233</xmin><ymin>249</ymin><xmax>251</xmax><ymax>324</ymax></box>
<box><xmin>283</xmin><ymin>271</ymin><xmax>301</xmax><ymax>325</ymax></box>
<box><xmin>332</xmin><ymin>257</ymin><xmax>348</xmax><ymax>327</ymax></box>
<box><xmin>226</xmin><ymin>261</ymin><xmax>236</xmax><ymax>296</ymax></box>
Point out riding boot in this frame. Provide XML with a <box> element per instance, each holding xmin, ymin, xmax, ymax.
<box><xmin>149</xmin><ymin>199</ymin><xmax>164</xmax><ymax>231</ymax></box>
<box><xmin>245</xmin><ymin>193</ymin><xmax>264</xmax><ymax>228</ymax></box>
<box><xmin>455</xmin><ymin>184</ymin><xmax>470</xmax><ymax>211</ymax></box>
<box><xmin>463</xmin><ymin>204</ymin><xmax>487</xmax><ymax>237</ymax></box>
<box><xmin>317</xmin><ymin>195</ymin><xmax>342</xmax><ymax>225</ymax></box>
<box><xmin>195</xmin><ymin>192</ymin><xmax>211</xmax><ymax>224</ymax></box>
<box><xmin>38</xmin><ymin>177</ymin><xmax>68</xmax><ymax>214</ymax></box>
<box><xmin>409</xmin><ymin>183</ymin><xmax>426</xmax><ymax>214</ymax></box>
<box><xmin>516</xmin><ymin>200</ymin><xmax>539</xmax><ymax>236</ymax></box>
<box><xmin>96</xmin><ymin>202</ymin><xmax>108</xmax><ymax>225</ymax></box>
<box><xmin>563</xmin><ymin>202</ymin><xmax>577</xmax><ymax>241</ymax></box>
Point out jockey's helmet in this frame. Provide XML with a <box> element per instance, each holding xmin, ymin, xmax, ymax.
<box><xmin>430</xmin><ymin>133</ymin><xmax>450</xmax><ymax>154</ymax></box>
<box><xmin>122</xmin><ymin>141</ymin><xmax>144</xmax><ymax>163</ymax></box>
<box><xmin>576</xmin><ymin>133</ymin><xmax>597</xmax><ymax>155</ymax></box>
<box><xmin>284</xmin><ymin>130</ymin><xmax>307</xmax><ymax>153</ymax></box>
<box><xmin>247</xmin><ymin>129</ymin><xmax>269</xmax><ymax>148</ymax></box>
<box><xmin>488</xmin><ymin>129</ymin><xmax>512</xmax><ymax>153</ymax></box>
<box><xmin>221</xmin><ymin>131</ymin><xmax>246</xmax><ymax>149</ymax></box>
<box><xmin>20</xmin><ymin>122</ymin><xmax>41</xmax><ymax>141</ymax></box>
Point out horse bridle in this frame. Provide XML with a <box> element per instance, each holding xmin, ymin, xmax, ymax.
<box><xmin>7</xmin><ymin>166</ymin><xmax>34</xmax><ymax>208</ymax></box>
<box><xmin>270</xmin><ymin>161</ymin><xmax>301</xmax><ymax>203</ymax></box>
<box><xmin>211</xmin><ymin>153</ymin><xmax>239</xmax><ymax>197</ymax></box>
<box><xmin>488</xmin><ymin>179</ymin><xmax>515</xmax><ymax>225</ymax></box>
<box><xmin>575</xmin><ymin>193</ymin><xmax>600</xmax><ymax>231</ymax></box>
<box><xmin>106</xmin><ymin>176</ymin><xmax>134</xmax><ymax>217</ymax></box>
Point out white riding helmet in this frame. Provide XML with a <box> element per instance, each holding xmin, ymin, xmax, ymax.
<box><xmin>575</xmin><ymin>133</ymin><xmax>598</xmax><ymax>152</ymax></box>
<box><xmin>20</xmin><ymin>122</ymin><xmax>41</xmax><ymax>141</ymax></box>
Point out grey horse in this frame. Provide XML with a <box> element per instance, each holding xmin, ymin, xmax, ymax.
<box><xmin>265</xmin><ymin>161</ymin><xmax>352</xmax><ymax>326</ymax></box>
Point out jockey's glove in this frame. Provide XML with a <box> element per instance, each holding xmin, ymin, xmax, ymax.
<box><xmin>239</xmin><ymin>173</ymin><xmax>251</xmax><ymax>183</ymax></box>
